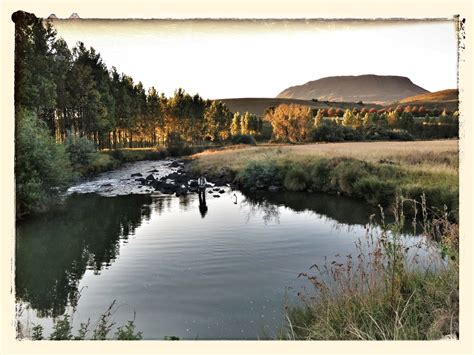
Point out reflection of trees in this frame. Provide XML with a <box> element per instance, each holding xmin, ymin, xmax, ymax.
<box><xmin>241</xmin><ymin>198</ymin><xmax>280</xmax><ymax>225</ymax></box>
<box><xmin>15</xmin><ymin>194</ymin><xmax>151</xmax><ymax>318</ymax></box>
<box><xmin>242</xmin><ymin>191</ymin><xmax>378</xmax><ymax>227</ymax></box>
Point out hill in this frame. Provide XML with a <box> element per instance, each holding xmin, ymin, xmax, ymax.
<box><xmin>217</xmin><ymin>97</ymin><xmax>382</xmax><ymax>116</ymax></box>
<box><xmin>276</xmin><ymin>75</ymin><xmax>429</xmax><ymax>105</ymax></box>
<box><xmin>397</xmin><ymin>89</ymin><xmax>458</xmax><ymax>111</ymax></box>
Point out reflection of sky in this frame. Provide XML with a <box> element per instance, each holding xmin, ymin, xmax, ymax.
<box><xmin>50</xmin><ymin>19</ymin><xmax>458</xmax><ymax>98</ymax></box>
<box><xmin>17</xmin><ymin>185</ymin><xmax>443</xmax><ymax>339</ymax></box>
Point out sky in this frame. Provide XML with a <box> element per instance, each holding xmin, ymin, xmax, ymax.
<box><xmin>50</xmin><ymin>19</ymin><xmax>458</xmax><ymax>99</ymax></box>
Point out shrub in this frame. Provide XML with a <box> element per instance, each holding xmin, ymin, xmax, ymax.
<box><xmin>65</xmin><ymin>134</ymin><xmax>99</xmax><ymax>173</ymax></box>
<box><xmin>115</xmin><ymin>321</ymin><xmax>143</xmax><ymax>340</ymax></box>
<box><xmin>330</xmin><ymin>159</ymin><xmax>368</xmax><ymax>196</ymax></box>
<box><xmin>284</xmin><ymin>166</ymin><xmax>308</xmax><ymax>191</ymax></box>
<box><xmin>353</xmin><ymin>176</ymin><xmax>398</xmax><ymax>205</ymax></box>
<box><xmin>15</xmin><ymin>110</ymin><xmax>74</xmax><ymax>217</ymax></box>
<box><xmin>308</xmin><ymin>159</ymin><xmax>332</xmax><ymax>192</ymax></box>
<box><xmin>237</xmin><ymin>160</ymin><xmax>284</xmax><ymax>189</ymax></box>
<box><xmin>231</xmin><ymin>134</ymin><xmax>257</xmax><ymax>145</ymax></box>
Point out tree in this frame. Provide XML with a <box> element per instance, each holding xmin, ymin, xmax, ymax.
<box><xmin>15</xmin><ymin>109</ymin><xmax>74</xmax><ymax>217</ymax></box>
<box><xmin>314</xmin><ymin>109</ymin><xmax>324</xmax><ymax>127</ymax></box>
<box><xmin>387</xmin><ymin>110</ymin><xmax>399</xmax><ymax>126</ymax></box>
<box><xmin>231</xmin><ymin>112</ymin><xmax>241</xmax><ymax>136</ymax></box>
<box><xmin>265</xmin><ymin>104</ymin><xmax>312</xmax><ymax>142</ymax></box>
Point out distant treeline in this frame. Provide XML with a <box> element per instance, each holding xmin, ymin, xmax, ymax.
<box><xmin>265</xmin><ymin>104</ymin><xmax>459</xmax><ymax>143</ymax></box>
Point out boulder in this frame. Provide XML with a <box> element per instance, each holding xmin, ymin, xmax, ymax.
<box><xmin>170</xmin><ymin>161</ymin><xmax>180</xmax><ymax>168</ymax></box>
<box><xmin>213</xmin><ymin>194</ymin><xmax>220</xmax><ymax>198</ymax></box>
<box><xmin>135</xmin><ymin>178</ymin><xmax>147</xmax><ymax>185</ymax></box>
<box><xmin>131</xmin><ymin>173</ymin><xmax>142</xmax><ymax>177</ymax></box>
<box><xmin>146</xmin><ymin>174</ymin><xmax>156</xmax><ymax>181</ymax></box>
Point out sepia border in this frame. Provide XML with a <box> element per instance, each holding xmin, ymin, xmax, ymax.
<box><xmin>1</xmin><ymin>0</ymin><xmax>472</xmax><ymax>354</ymax></box>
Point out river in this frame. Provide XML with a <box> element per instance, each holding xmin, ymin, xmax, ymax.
<box><xmin>15</xmin><ymin>159</ymin><xmax>438</xmax><ymax>339</ymax></box>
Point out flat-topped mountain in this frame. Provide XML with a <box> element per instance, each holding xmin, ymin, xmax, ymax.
<box><xmin>276</xmin><ymin>75</ymin><xmax>429</xmax><ymax>105</ymax></box>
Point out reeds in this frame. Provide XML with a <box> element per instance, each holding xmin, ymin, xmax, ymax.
<box><xmin>284</xmin><ymin>195</ymin><xmax>459</xmax><ymax>340</ymax></box>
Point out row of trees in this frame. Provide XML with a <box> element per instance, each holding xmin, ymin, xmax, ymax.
<box><xmin>265</xmin><ymin>104</ymin><xmax>459</xmax><ymax>143</ymax></box>
<box><xmin>14</xmin><ymin>11</ymin><xmax>246</xmax><ymax>150</ymax></box>
<box><xmin>318</xmin><ymin>106</ymin><xmax>457</xmax><ymax>118</ymax></box>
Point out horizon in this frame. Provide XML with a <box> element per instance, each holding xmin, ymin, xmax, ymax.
<box><xmin>49</xmin><ymin>18</ymin><xmax>458</xmax><ymax>99</ymax></box>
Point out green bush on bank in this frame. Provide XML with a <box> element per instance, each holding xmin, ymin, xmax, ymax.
<box><xmin>15</xmin><ymin>110</ymin><xmax>74</xmax><ymax>217</ymax></box>
<box><xmin>65</xmin><ymin>134</ymin><xmax>99</xmax><ymax>175</ymax></box>
<box><xmin>236</xmin><ymin>156</ymin><xmax>458</xmax><ymax>220</ymax></box>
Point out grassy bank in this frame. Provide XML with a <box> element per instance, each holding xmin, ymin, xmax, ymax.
<box><xmin>190</xmin><ymin>140</ymin><xmax>459</xmax><ymax>220</ymax></box>
<box><xmin>283</xmin><ymin>201</ymin><xmax>459</xmax><ymax>340</ymax></box>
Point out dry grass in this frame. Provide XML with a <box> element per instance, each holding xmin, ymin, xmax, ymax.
<box><xmin>284</xmin><ymin>198</ymin><xmax>459</xmax><ymax>340</ymax></box>
<box><xmin>191</xmin><ymin>140</ymin><xmax>459</xmax><ymax>176</ymax></box>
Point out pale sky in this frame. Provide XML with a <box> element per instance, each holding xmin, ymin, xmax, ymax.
<box><xmin>50</xmin><ymin>19</ymin><xmax>458</xmax><ymax>99</ymax></box>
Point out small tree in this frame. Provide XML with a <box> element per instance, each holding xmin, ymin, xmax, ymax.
<box><xmin>314</xmin><ymin>109</ymin><xmax>324</xmax><ymax>127</ymax></box>
<box><xmin>230</xmin><ymin>112</ymin><xmax>240</xmax><ymax>136</ymax></box>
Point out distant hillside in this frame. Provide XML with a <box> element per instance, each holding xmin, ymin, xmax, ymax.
<box><xmin>277</xmin><ymin>75</ymin><xmax>429</xmax><ymax>105</ymax></box>
<box><xmin>218</xmin><ymin>97</ymin><xmax>382</xmax><ymax>116</ymax></box>
<box><xmin>397</xmin><ymin>89</ymin><xmax>459</xmax><ymax>111</ymax></box>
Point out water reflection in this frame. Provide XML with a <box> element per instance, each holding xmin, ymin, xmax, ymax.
<box><xmin>15</xmin><ymin>194</ymin><xmax>151</xmax><ymax>318</ymax></box>
<box><xmin>198</xmin><ymin>189</ymin><xmax>208</xmax><ymax>218</ymax></box>
<box><xmin>15</xmin><ymin>190</ymin><xmax>387</xmax><ymax>321</ymax></box>
<box><xmin>242</xmin><ymin>191</ymin><xmax>379</xmax><ymax>227</ymax></box>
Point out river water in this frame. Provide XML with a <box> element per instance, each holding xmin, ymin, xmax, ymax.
<box><xmin>15</xmin><ymin>160</ymin><xmax>439</xmax><ymax>339</ymax></box>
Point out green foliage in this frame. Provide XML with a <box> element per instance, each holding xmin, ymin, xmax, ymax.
<box><xmin>65</xmin><ymin>134</ymin><xmax>99</xmax><ymax>173</ymax></box>
<box><xmin>163</xmin><ymin>335</ymin><xmax>180</xmax><ymax>340</ymax></box>
<box><xmin>353</xmin><ymin>176</ymin><xmax>397</xmax><ymax>205</ymax></box>
<box><xmin>330</xmin><ymin>159</ymin><xmax>369</xmax><ymax>196</ymax></box>
<box><xmin>74</xmin><ymin>321</ymin><xmax>91</xmax><ymax>340</ymax></box>
<box><xmin>233</xmin><ymin>156</ymin><xmax>457</xmax><ymax>220</ymax></box>
<box><xmin>283</xmin><ymin>166</ymin><xmax>308</xmax><ymax>191</ymax></box>
<box><xmin>26</xmin><ymin>301</ymin><xmax>144</xmax><ymax>340</ymax></box>
<box><xmin>31</xmin><ymin>325</ymin><xmax>44</xmax><ymax>340</ymax></box>
<box><xmin>237</xmin><ymin>160</ymin><xmax>284</xmax><ymax>189</ymax></box>
<box><xmin>15</xmin><ymin>110</ymin><xmax>74</xmax><ymax>217</ymax></box>
<box><xmin>115</xmin><ymin>321</ymin><xmax>143</xmax><ymax>340</ymax></box>
<box><xmin>308</xmin><ymin>159</ymin><xmax>332</xmax><ymax>192</ymax></box>
<box><xmin>231</xmin><ymin>134</ymin><xmax>257</xmax><ymax>145</ymax></box>
<box><xmin>49</xmin><ymin>314</ymin><xmax>74</xmax><ymax>340</ymax></box>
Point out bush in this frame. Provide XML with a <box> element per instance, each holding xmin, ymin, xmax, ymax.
<box><xmin>353</xmin><ymin>176</ymin><xmax>398</xmax><ymax>205</ymax></box>
<box><xmin>284</xmin><ymin>166</ymin><xmax>308</xmax><ymax>191</ymax></box>
<box><xmin>165</xmin><ymin>133</ymin><xmax>190</xmax><ymax>156</ymax></box>
<box><xmin>231</xmin><ymin>134</ymin><xmax>257</xmax><ymax>145</ymax></box>
<box><xmin>65</xmin><ymin>134</ymin><xmax>99</xmax><ymax>174</ymax></box>
<box><xmin>308</xmin><ymin>159</ymin><xmax>332</xmax><ymax>192</ymax></box>
<box><xmin>310</xmin><ymin>121</ymin><xmax>363</xmax><ymax>142</ymax></box>
<box><xmin>237</xmin><ymin>160</ymin><xmax>284</xmax><ymax>189</ymax></box>
<box><xmin>330</xmin><ymin>159</ymin><xmax>369</xmax><ymax>196</ymax></box>
<box><xmin>15</xmin><ymin>110</ymin><xmax>74</xmax><ymax>217</ymax></box>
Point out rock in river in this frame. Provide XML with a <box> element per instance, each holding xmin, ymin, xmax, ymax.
<box><xmin>131</xmin><ymin>173</ymin><xmax>142</xmax><ymax>177</ymax></box>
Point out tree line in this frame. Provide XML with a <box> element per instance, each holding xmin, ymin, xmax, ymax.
<box><xmin>265</xmin><ymin>104</ymin><xmax>459</xmax><ymax>143</ymax></box>
<box><xmin>14</xmin><ymin>11</ymin><xmax>266</xmax><ymax>150</ymax></box>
